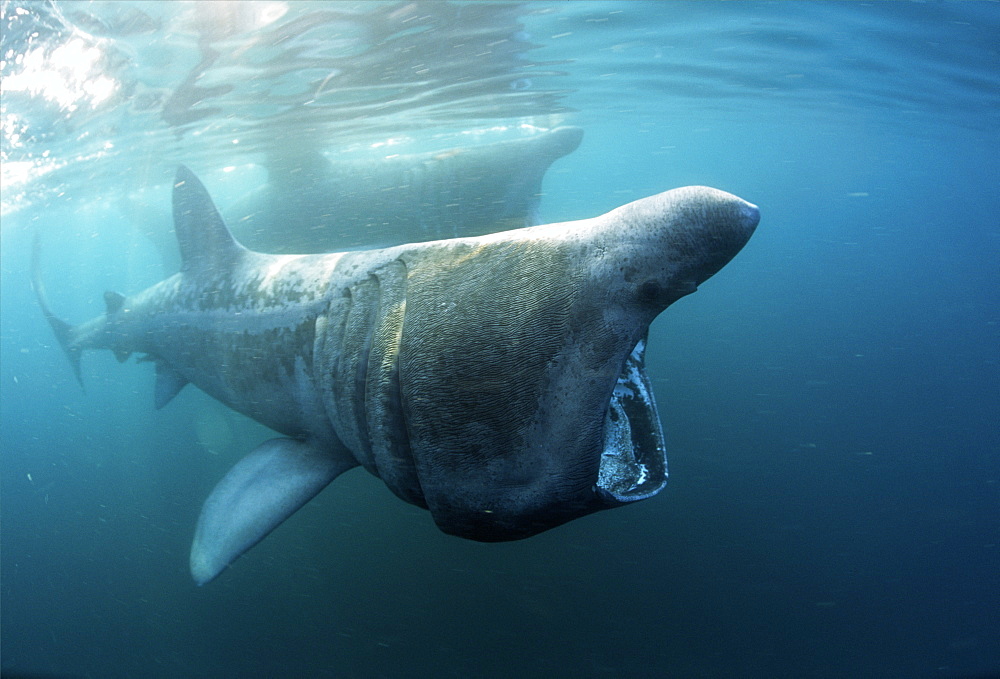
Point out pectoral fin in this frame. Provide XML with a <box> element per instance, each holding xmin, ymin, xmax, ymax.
<box><xmin>190</xmin><ymin>437</ymin><xmax>354</xmax><ymax>585</ymax></box>
<box><xmin>154</xmin><ymin>361</ymin><xmax>188</xmax><ymax>409</ymax></box>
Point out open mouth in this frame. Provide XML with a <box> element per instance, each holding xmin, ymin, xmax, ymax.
<box><xmin>595</xmin><ymin>336</ymin><xmax>668</xmax><ymax>505</ymax></box>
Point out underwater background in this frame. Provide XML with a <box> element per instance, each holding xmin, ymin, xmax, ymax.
<box><xmin>1</xmin><ymin>2</ymin><xmax>998</xmax><ymax>677</ymax></box>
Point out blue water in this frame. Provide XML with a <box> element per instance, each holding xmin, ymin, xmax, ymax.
<box><xmin>2</xmin><ymin>2</ymin><xmax>998</xmax><ymax>677</ymax></box>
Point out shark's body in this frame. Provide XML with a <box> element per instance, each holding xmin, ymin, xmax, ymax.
<box><xmin>35</xmin><ymin>167</ymin><xmax>759</xmax><ymax>584</ymax></box>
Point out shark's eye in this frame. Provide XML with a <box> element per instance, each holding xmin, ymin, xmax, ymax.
<box><xmin>638</xmin><ymin>280</ymin><xmax>662</xmax><ymax>304</ymax></box>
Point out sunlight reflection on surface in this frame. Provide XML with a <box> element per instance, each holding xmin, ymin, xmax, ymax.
<box><xmin>3</xmin><ymin>37</ymin><xmax>118</xmax><ymax>111</ymax></box>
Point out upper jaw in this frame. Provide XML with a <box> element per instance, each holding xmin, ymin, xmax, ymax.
<box><xmin>594</xmin><ymin>336</ymin><xmax>668</xmax><ymax>505</ymax></box>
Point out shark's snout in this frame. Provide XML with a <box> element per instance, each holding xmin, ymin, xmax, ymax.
<box><xmin>741</xmin><ymin>200</ymin><xmax>760</xmax><ymax>230</ymax></box>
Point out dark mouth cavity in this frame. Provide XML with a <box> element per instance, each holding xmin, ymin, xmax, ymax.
<box><xmin>595</xmin><ymin>336</ymin><xmax>668</xmax><ymax>504</ymax></box>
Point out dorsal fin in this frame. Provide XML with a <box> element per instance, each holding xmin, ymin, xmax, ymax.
<box><xmin>172</xmin><ymin>165</ymin><xmax>250</xmax><ymax>274</ymax></box>
<box><xmin>104</xmin><ymin>290</ymin><xmax>126</xmax><ymax>315</ymax></box>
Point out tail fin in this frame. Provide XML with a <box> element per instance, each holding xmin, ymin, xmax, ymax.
<box><xmin>31</xmin><ymin>234</ymin><xmax>84</xmax><ymax>386</ymax></box>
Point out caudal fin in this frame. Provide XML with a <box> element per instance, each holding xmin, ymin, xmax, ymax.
<box><xmin>31</xmin><ymin>234</ymin><xmax>83</xmax><ymax>386</ymax></box>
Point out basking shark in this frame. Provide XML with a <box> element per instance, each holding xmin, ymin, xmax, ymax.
<box><xmin>34</xmin><ymin>166</ymin><xmax>759</xmax><ymax>585</ymax></box>
<box><xmin>224</xmin><ymin>126</ymin><xmax>584</xmax><ymax>253</ymax></box>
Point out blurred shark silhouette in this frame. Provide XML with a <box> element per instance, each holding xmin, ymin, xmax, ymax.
<box><xmin>118</xmin><ymin>127</ymin><xmax>583</xmax><ymax>271</ymax></box>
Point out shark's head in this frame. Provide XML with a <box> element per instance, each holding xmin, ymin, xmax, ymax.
<box><xmin>581</xmin><ymin>185</ymin><xmax>760</xmax><ymax>506</ymax></box>
<box><xmin>341</xmin><ymin>186</ymin><xmax>760</xmax><ymax>541</ymax></box>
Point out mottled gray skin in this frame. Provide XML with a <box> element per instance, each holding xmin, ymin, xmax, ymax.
<box><xmin>35</xmin><ymin>167</ymin><xmax>758</xmax><ymax>585</ymax></box>
<box><xmin>224</xmin><ymin>126</ymin><xmax>584</xmax><ymax>253</ymax></box>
